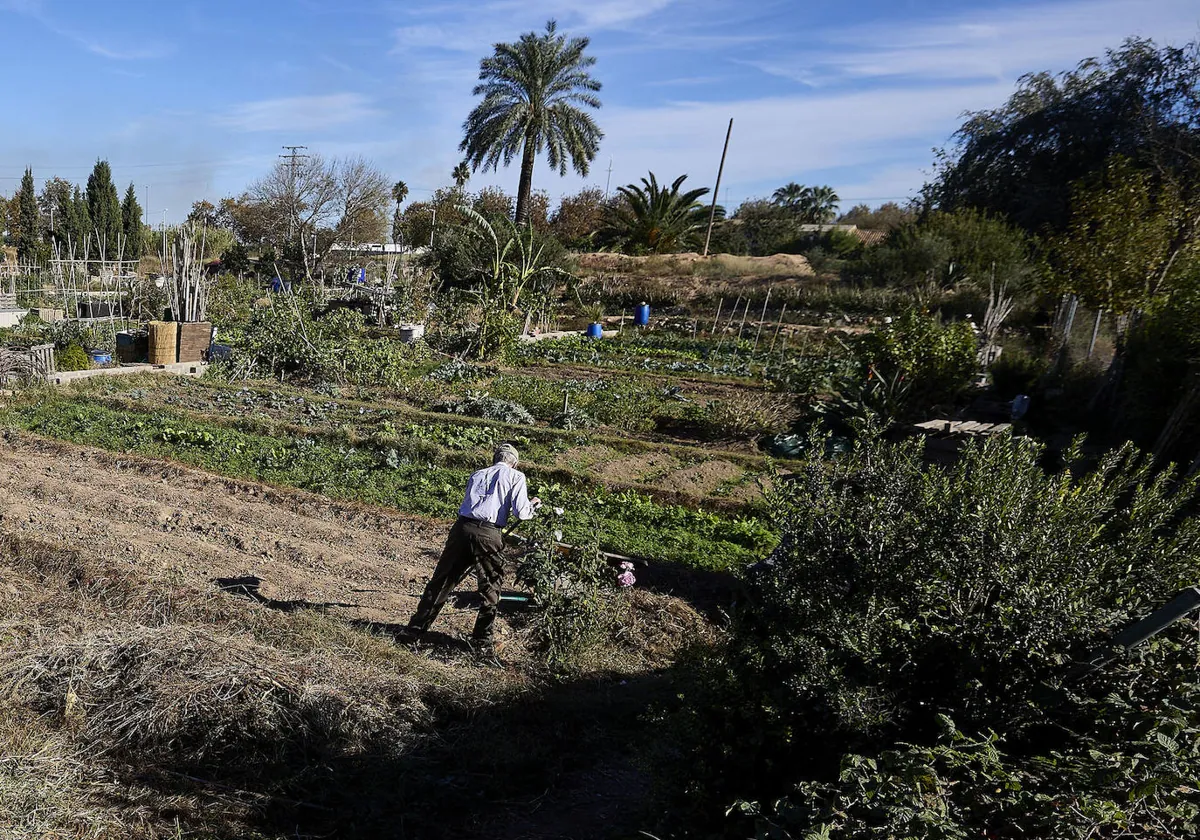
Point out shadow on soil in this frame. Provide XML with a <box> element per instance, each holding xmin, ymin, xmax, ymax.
<box><xmin>115</xmin><ymin>645</ymin><xmax>676</xmax><ymax>840</ymax></box>
<box><xmin>194</xmin><ymin>571</ymin><xmax>714</xmax><ymax>838</ymax></box>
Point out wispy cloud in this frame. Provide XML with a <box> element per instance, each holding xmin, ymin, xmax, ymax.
<box><xmin>1</xmin><ymin>0</ymin><xmax>173</xmax><ymax>59</ymax></box>
<box><xmin>752</xmin><ymin>0</ymin><xmax>1199</xmax><ymax>87</ymax></box>
<box><xmin>216</xmin><ymin>93</ymin><xmax>381</xmax><ymax>133</ymax></box>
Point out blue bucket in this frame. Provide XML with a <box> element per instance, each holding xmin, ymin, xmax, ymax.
<box><xmin>634</xmin><ymin>302</ymin><xmax>650</xmax><ymax>326</ymax></box>
<box><xmin>89</xmin><ymin>351</ymin><xmax>112</xmax><ymax>365</ymax></box>
<box><xmin>585</xmin><ymin>322</ymin><xmax>603</xmax><ymax>340</ymax></box>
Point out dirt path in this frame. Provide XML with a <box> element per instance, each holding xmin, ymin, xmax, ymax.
<box><xmin>0</xmin><ymin>431</ymin><xmax>482</xmax><ymax>636</ymax></box>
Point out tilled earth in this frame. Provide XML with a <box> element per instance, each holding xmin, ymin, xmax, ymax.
<box><xmin>0</xmin><ymin>430</ymin><xmax>482</xmax><ymax>637</ymax></box>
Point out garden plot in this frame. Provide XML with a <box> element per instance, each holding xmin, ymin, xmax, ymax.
<box><xmin>57</xmin><ymin>373</ymin><xmax>778</xmax><ymax>507</ymax></box>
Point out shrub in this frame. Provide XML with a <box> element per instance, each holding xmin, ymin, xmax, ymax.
<box><xmin>701</xmin><ymin>391</ymin><xmax>798</xmax><ymax>440</ymax></box>
<box><xmin>429</xmin><ymin>391</ymin><xmax>535</xmax><ymax>425</ymax></box>
<box><xmin>515</xmin><ymin>509</ymin><xmax>620</xmax><ymax>671</ymax></box>
<box><xmin>668</xmin><ymin>433</ymin><xmax>1200</xmax><ymax>837</ymax></box>
<box><xmin>54</xmin><ymin>343</ymin><xmax>90</xmax><ymax>371</ymax></box>
<box><xmin>989</xmin><ymin>347</ymin><xmax>1047</xmax><ymax>398</ymax></box>
<box><xmin>852</xmin><ymin>309</ymin><xmax>978</xmax><ymax>417</ymax></box>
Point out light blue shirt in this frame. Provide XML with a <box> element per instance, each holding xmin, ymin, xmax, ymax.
<box><xmin>458</xmin><ymin>462</ymin><xmax>535</xmax><ymax>528</ymax></box>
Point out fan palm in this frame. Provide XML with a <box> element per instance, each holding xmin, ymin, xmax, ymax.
<box><xmin>460</xmin><ymin>20</ymin><xmax>603</xmax><ymax>225</ymax></box>
<box><xmin>772</xmin><ymin>182</ymin><xmax>806</xmax><ymax>210</ymax></box>
<box><xmin>604</xmin><ymin>172</ymin><xmax>710</xmax><ymax>254</ymax></box>
<box><xmin>452</xmin><ymin>163</ymin><xmax>471</xmax><ymax>189</ymax></box>
<box><xmin>391</xmin><ymin>180</ymin><xmax>409</xmax><ymax>205</ymax></box>
<box><xmin>801</xmin><ymin>185</ymin><xmax>840</xmax><ymax>223</ymax></box>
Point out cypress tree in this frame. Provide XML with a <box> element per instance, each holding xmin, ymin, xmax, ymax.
<box><xmin>16</xmin><ymin>167</ymin><xmax>42</xmax><ymax>265</ymax></box>
<box><xmin>71</xmin><ymin>187</ymin><xmax>91</xmax><ymax>258</ymax></box>
<box><xmin>121</xmin><ymin>183</ymin><xmax>143</xmax><ymax>260</ymax></box>
<box><xmin>85</xmin><ymin>159</ymin><xmax>122</xmax><ymax>259</ymax></box>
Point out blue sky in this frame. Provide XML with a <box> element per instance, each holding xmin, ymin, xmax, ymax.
<box><xmin>1</xmin><ymin>0</ymin><xmax>1196</xmax><ymax>223</ymax></box>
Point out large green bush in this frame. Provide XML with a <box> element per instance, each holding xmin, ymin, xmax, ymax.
<box><xmin>851</xmin><ymin>309</ymin><xmax>977</xmax><ymax>417</ymax></box>
<box><xmin>666</xmin><ymin>434</ymin><xmax>1200</xmax><ymax>837</ymax></box>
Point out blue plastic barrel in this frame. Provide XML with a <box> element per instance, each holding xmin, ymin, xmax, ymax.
<box><xmin>89</xmin><ymin>351</ymin><xmax>112</xmax><ymax>365</ymax></box>
<box><xmin>586</xmin><ymin>322</ymin><xmax>603</xmax><ymax>340</ymax></box>
<box><xmin>634</xmin><ymin>302</ymin><xmax>650</xmax><ymax>326</ymax></box>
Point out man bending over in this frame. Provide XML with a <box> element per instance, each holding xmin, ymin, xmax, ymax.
<box><xmin>405</xmin><ymin>443</ymin><xmax>540</xmax><ymax>654</ymax></box>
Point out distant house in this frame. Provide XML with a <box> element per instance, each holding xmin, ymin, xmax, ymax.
<box><xmin>328</xmin><ymin>243</ymin><xmax>411</xmax><ymax>255</ymax></box>
<box><xmin>796</xmin><ymin>224</ymin><xmax>888</xmax><ymax>247</ymax></box>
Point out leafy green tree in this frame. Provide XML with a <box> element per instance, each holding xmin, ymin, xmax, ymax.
<box><xmin>121</xmin><ymin>183</ymin><xmax>143</xmax><ymax>259</ymax></box>
<box><xmin>38</xmin><ymin>177</ymin><xmax>73</xmax><ymax>244</ymax></box>
<box><xmin>220</xmin><ymin>241</ymin><xmax>252</xmax><ymax>276</ymax></box>
<box><xmin>1044</xmin><ymin>156</ymin><xmax>1197</xmax><ymax>316</ymax></box>
<box><xmin>460</xmin><ymin>19</ymin><xmax>602</xmax><ymax>225</ymax></box>
<box><xmin>837</xmin><ymin>201</ymin><xmax>913</xmax><ymax>231</ymax></box>
<box><xmin>933</xmin><ymin>37</ymin><xmax>1200</xmax><ymax>232</ymax></box>
<box><xmin>472</xmin><ymin>186</ymin><xmax>514</xmax><ymax>221</ymax></box>
<box><xmin>85</xmin><ymin>159</ymin><xmax>122</xmax><ymax>259</ymax></box>
<box><xmin>16</xmin><ymin>168</ymin><xmax>43</xmax><ymax>265</ymax></box>
<box><xmin>602</xmin><ymin>172</ymin><xmax>709</xmax><ymax>254</ymax></box>
<box><xmin>550</xmin><ymin>186</ymin><xmax>606</xmax><ymax>249</ymax></box>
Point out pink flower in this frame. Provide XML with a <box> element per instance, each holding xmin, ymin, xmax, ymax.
<box><xmin>617</xmin><ymin>570</ymin><xmax>636</xmax><ymax>587</ymax></box>
<box><xmin>620</xmin><ymin>561</ymin><xmax>634</xmax><ymax>571</ymax></box>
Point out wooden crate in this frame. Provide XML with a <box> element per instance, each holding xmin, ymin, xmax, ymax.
<box><xmin>177</xmin><ymin>321</ymin><xmax>212</xmax><ymax>363</ymax></box>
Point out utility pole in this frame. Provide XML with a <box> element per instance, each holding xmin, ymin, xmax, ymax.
<box><xmin>604</xmin><ymin>157</ymin><xmax>614</xmax><ymax>201</ymax></box>
<box><xmin>280</xmin><ymin>145</ymin><xmax>308</xmax><ymax>241</ymax></box>
<box><xmin>703</xmin><ymin>118</ymin><xmax>733</xmax><ymax>258</ymax></box>
<box><xmin>143</xmin><ymin>185</ymin><xmax>149</xmax><ymax>226</ymax></box>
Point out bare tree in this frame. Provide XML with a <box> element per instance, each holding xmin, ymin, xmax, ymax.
<box><xmin>240</xmin><ymin>154</ymin><xmax>390</xmax><ymax>250</ymax></box>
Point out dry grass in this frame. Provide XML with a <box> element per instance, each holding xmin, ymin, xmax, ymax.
<box><xmin>0</xmin><ymin>526</ymin><xmax>714</xmax><ymax>838</ymax></box>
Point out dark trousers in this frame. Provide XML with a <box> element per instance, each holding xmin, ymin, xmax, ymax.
<box><xmin>409</xmin><ymin>518</ymin><xmax>506</xmax><ymax>643</ymax></box>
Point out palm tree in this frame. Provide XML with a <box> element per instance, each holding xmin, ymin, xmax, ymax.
<box><xmin>452</xmin><ymin>162</ymin><xmax>471</xmax><ymax>190</ymax></box>
<box><xmin>603</xmin><ymin>172</ymin><xmax>710</xmax><ymax>254</ymax></box>
<box><xmin>801</xmin><ymin>185</ymin><xmax>840</xmax><ymax>224</ymax></box>
<box><xmin>772</xmin><ymin>182</ymin><xmax>806</xmax><ymax>210</ymax></box>
<box><xmin>391</xmin><ymin>180</ymin><xmax>409</xmax><ymax>206</ymax></box>
<box><xmin>460</xmin><ymin>19</ymin><xmax>602</xmax><ymax>225</ymax></box>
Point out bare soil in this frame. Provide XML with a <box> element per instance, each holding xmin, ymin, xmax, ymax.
<box><xmin>0</xmin><ymin>430</ymin><xmax>720</xmax><ymax>838</ymax></box>
<box><xmin>0</xmin><ymin>431</ymin><xmax>472</xmax><ymax>637</ymax></box>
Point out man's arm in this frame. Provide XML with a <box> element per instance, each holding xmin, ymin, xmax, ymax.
<box><xmin>509</xmin><ymin>473</ymin><xmax>540</xmax><ymax>522</ymax></box>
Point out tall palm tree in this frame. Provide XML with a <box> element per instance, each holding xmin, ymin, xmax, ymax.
<box><xmin>391</xmin><ymin>180</ymin><xmax>409</xmax><ymax>206</ymax></box>
<box><xmin>460</xmin><ymin>19</ymin><xmax>603</xmax><ymax>225</ymax></box>
<box><xmin>391</xmin><ymin>180</ymin><xmax>408</xmax><ymax>245</ymax></box>
<box><xmin>603</xmin><ymin>172</ymin><xmax>710</xmax><ymax>254</ymax></box>
<box><xmin>452</xmin><ymin>162</ymin><xmax>471</xmax><ymax>189</ymax></box>
<box><xmin>772</xmin><ymin>182</ymin><xmax>806</xmax><ymax>210</ymax></box>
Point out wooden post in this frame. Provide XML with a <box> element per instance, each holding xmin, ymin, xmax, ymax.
<box><xmin>714</xmin><ymin>295</ymin><xmax>741</xmax><ymax>354</ymax></box>
<box><xmin>1087</xmin><ymin>308</ymin><xmax>1103</xmax><ymax>358</ymax></box>
<box><xmin>753</xmin><ymin>286</ymin><xmax>772</xmax><ymax>351</ymax></box>
<box><xmin>702</xmin><ymin>118</ymin><xmax>733</xmax><ymax>258</ymax></box>
<box><xmin>770</xmin><ymin>304</ymin><xmax>787</xmax><ymax>352</ymax></box>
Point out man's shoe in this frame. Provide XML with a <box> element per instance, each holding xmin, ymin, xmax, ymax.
<box><xmin>471</xmin><ymin>638</ymin><xmax>504</xmax><ymax>668</ymax></box>
<box><xmin>396</xmin><ymin>626</ymin><xmax>424</xmax><ymax>644</ymax></box>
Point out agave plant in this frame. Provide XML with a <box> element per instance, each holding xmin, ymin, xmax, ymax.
<box><xmin>458</xmin><ymin>205</ymin><xmax>570</xmax><ymax>357</ymax></box>
<box><xmin>603</xmin><ymin>172</ymin><xmax>710</xmax><ymax>254</ymax></box>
